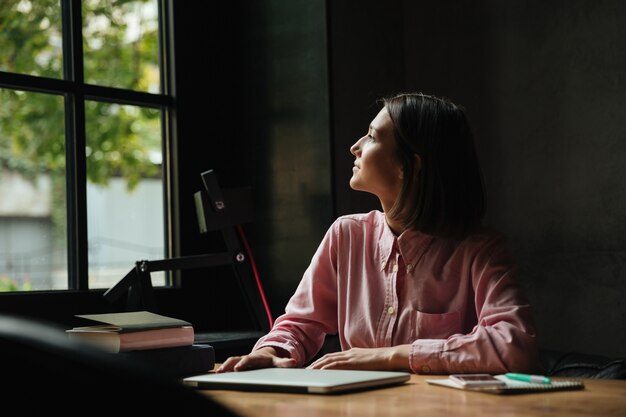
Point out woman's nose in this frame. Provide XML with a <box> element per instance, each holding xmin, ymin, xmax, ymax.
<box><xmin>350</xmin><ymin>137</ymin><xmax>362</xmax><ymax>156</ymax></box>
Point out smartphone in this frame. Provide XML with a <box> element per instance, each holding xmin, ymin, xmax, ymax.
<box><xmin>449</xmin><ymin>374</ymin><xmax>506</xmax><ymax>388</ymax></box>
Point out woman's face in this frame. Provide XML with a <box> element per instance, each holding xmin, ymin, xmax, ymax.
<box><xmin>349</xmin><ymin>108</ymin><xmax>403</xmax><ymax>208</ymax></box>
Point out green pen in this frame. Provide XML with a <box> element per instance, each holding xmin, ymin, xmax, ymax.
<box><xmin>504</xmin><ymin>373</ymin><xmax>551</xmax><ymax>384</ymax></box>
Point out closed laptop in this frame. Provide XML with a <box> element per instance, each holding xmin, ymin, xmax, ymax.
<box><xmin>183</xmin><ymin>368</ymin><xmax>411</xmax><ymax>394</ymax></box>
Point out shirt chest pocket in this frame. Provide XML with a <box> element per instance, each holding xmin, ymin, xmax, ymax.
<box><xmin>411</xmin><ymin>310</ymin><xmax>462</xmax><ymax>340</ymax></box>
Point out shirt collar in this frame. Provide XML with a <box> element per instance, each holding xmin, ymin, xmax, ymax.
<box><xmin>397</xmin><ymin>228</ymin><xmax>433</xmax><ymax>273</ymax></box>
<box><xmin>377</xmin><ymin>213</ymin><xmax>433</xmax><ymax>272</ymax></box>
<box><xmin>378</xmin><ymin>214</ymin><xmax>396</xmax><ymax>271</ymax></box>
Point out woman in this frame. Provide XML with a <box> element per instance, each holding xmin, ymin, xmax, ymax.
<box><xmin>218</xmin><ymin>92</ymin><xmax>541</xmax><ymax>374</ymax></box>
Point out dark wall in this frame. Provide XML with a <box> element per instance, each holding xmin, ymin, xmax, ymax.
<box><xmin>173</xmin><ymin>1</ymin><xmax>332</xmax><ymax>324</ymax></box>
<box><xmin>328</xmin><ymin>0</ymin><xmax>406</xmax><ymax>217</ymax></box>
<box><xmin>469</xmin><ymin>1</ymin><xmax>626</xmax><ymax>358</ymax></box>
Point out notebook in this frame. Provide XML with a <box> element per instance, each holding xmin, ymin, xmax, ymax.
<box><xmin>426</xmin><ymin>374</ymin><xmax>585</xmax><ymax>394</ymax></box>
<box><xmin>183</xmin><ymin>368</ymin><xmax>411</xmax><ymax>394</ymax></box>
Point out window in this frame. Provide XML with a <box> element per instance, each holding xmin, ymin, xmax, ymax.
<box><xmin>0</xmin><ymin>0</ymin><xmax>174</xmax><ymax>294</ymax></box>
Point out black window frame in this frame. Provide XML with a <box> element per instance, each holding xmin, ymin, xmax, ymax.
<box><xmin>0</xmin><ymin>0</ymin><xmax>179</xmax><ymax>321</ymax></box>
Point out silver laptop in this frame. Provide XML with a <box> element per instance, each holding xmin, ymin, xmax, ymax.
<box><xmin>183</xmin><ymin>368</ymin><xmax>411</xmax><ymax>394</ymax></box>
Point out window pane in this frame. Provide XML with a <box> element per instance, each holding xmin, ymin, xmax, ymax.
<box><xmin>0</xmin><ymin>89</ymin><xmax>67</xmax><ymax>291</ymax></box>
<box><xmin>0</xmin><ymin>0</ymin><xmax>63</xmax><ymax>78</ymax></box>
<box><xmin>82</xmin><ymin>0</ymin><xmax>160</xmax><ymax>93</ymax></box>
<box><xmin>85</xmin><ymin>101</ymin><xmax>164</xmax><ymax>289</ymax></box>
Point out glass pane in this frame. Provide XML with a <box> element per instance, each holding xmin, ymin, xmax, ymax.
<box><xmin>84</xmin><ymin>101</ymin><xmax>164</xmax><ymax>289</ymax></box>
<box><xmin>0</xmin><ymin>0</ymin><xmax>63</xmax><ymax>78</ymax></box>
<box><xmin>82</xmin><ymin>0</ymin><xmax>160</xmax><ymax>93</ymax></box>
<box><xmin>0</xmin><ymin>89</ymin><xmax>67</xmax><ymax>291</ymax></box>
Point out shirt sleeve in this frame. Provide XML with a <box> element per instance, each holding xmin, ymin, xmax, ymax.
<box><xmin>252</xmin><ymin>222</ymin><xmax>339</xmax><ymax>366</ymax></box>
<box><xmin>409</xmin><ymin>235</ymin><xmax>542</xmax><ymax>375</ymax></box>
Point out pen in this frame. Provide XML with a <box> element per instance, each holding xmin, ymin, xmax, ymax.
<box><xmin>504</xmin><ymin>373</ymin><xmax>551</xmax><ymax>384</ymax></box>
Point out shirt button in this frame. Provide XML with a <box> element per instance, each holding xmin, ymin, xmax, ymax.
<box><xmin>421</xmin><ymin>365</ymin><xmax>431</xmax><ymax>373</ymax></box>
<box><xmin>387</xmin><ymin>306</ymin><xmax>395</xmax><ymax>315</ymax></box>
<box><xmin>392</xmin><ymin>264</ymin><xmax>399</xmax><ymax>272</ymax></box>
<box><xmin>406</xmin><ymin>263</ymin><xmax>413</xmax><ymax>272</ymax></box>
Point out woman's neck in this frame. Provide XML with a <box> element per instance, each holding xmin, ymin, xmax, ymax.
<box><xmin>384</xmin><ymin>213</ymin><xmax>405</xmax><ymax>236</ymax></box>
<box><xmin>380</xmin><ymin>198</ymin><xmax>405</xmax><ymax>236</ymax></box>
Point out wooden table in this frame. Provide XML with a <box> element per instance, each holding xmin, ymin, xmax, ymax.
<box><xmin>198</xmin><ymin>374</ymin><xmax>626</xmax><ymax>417</ymax></box>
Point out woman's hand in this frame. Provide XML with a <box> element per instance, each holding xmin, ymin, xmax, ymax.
<box><xmin>306</xmin><ymin>345</ymin><xmax>412</xmax><ymax>371</ymax></box>
<box><xmin>216</xmin><ymin>346</ymin><xmax>297</xmax><ymax>373</ymax></box>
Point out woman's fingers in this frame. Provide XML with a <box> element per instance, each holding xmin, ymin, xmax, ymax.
<box><xmin>216</xmin><ymin>356</ymin><xmax>243</xmax><ymax>373</ymax></box>
<box><xmin>217</xmin><ymin>348</ymin><xmax>298</xmax><ymax>373</ymax></box>
<box><xmin>307</xmin><ymin>351</ymin><xmax>346</xmax><ymax>369</ymax></box>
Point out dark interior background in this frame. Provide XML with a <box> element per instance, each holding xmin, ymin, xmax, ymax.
<box><xmin>173</xmin><ymin>1</ymin><xmax>626</xmax><ymax>358</ymax></box>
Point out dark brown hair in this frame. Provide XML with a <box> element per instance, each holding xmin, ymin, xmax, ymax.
<box><xmin>383</xmin><ymin>92</ymin><xmax>485</xmax><ymax>238</ymax></box>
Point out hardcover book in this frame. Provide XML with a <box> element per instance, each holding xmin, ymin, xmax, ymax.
<box><xmin>66</xmin><ymin>311</ymin><xmax>194</xmax><ymax>353</ymax></box>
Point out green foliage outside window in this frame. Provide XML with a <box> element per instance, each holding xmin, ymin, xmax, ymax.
<box><xmin>0</xmin><ymin>0</ymin><xmax>161</xmax><ymax>188</ymax></box>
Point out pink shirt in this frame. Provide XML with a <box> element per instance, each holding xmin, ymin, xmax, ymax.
<box><xmin>254</xmin><ymin>210</ymin><xmax>541</xmax><ymax>374</ymax></box>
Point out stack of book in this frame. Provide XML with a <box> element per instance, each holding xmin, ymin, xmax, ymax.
<box><xmin>66</xmin><ymin>311</ymin><xmax>214</xmax><ymax>378</ymax></box>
